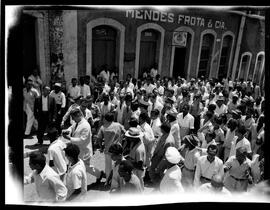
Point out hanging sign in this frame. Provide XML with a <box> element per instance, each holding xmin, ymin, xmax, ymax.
<box><xmin>172</xmin><ymin>31</ymin><xmax>187</xmax><ymax>47</ymax></box>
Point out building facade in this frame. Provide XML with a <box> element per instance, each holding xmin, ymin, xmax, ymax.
<box><xmin>20</xmin><ymin>7</ymin><xmax>265</xmax><ymax>89</ymax></box>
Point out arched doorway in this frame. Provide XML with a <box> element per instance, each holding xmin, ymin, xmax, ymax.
<box><xmin>237</xmin><ymin>52</ymin><xmax>252</xmax><ymax>80</ymax></box>
<box><xmin>92</xmin><ymin>25</ymin><xmax>117</xmax><ymax>77</ymax></box>
<box><xmin>138</xmin><ymin>29</ymin><xmax>160</xmax><ymax>78</ymax></box>
<box><xmin>172</xmin><ymin>32</ymin><xmax>192</xmax><ymax>79</ymax></box>
<box><xmin>197</xmin><ymin>33</ymin><xmax>215</xmax><ymax>79</ymax></box>
<box><xmin>253</xmin><ymin>52</ymin><xmax>265</xmax><ymax>84</ymax></box>
<box><xmin>217</xmin><ymin>35</ymin><xmax>233</xmax><ymax>80</ymax></box>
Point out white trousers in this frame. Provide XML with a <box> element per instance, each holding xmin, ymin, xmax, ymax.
<box><xmin>105</xmin><ymin>153</ymin><xmax>112</xmax><ymax>180</ymax></box>
<box><xmin>24</xmin><ymin>104</ymin><xmax>35</xmax><ymax>135</ymax></box>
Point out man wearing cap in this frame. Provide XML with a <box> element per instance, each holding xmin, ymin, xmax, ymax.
<box><xmin>23</xmin><ymin>79</ymin><xmax>40</xmax><ymax>138</ymax></box>
<box><xmin>124</xmin><ymin>127</ymin><xmax>146</xmax><ymax>189</ymax></box>
<box><xmin>50</xmin><ymin>82</ymin><xmax>66</xmax><ymax>134</ymax></box>
<box><xmin>224</xmin><ymin>147</ymin><xmax>253</xmax><ymax>192</ymax></box>
<box><xmin>177</xmin><ymin>104</ymin><xmax>195</xmax><ymax>140</ymax></box>
<box><xmin>194</xmin><ymin>142</ymin><xmax>224</xmax><ymax>187</ymax></box>
<box><xmin>166</xmin><ymin>109</ymin><xmax>181</xmax><ymax>150</ymax></box>
<box><xmin>180</xmin><ymin>135</ymin><xmax>201</xmax><ymax>189</ymax></box>
<box><xmin>159</xmin><ymin>147</ymin><xmax>185</xmax><ymax>193</ymax></box>
<box><xmin>34</xmin><ymin>86</ymin><xmax>57</xmax><ymax>145</ymax></box>
<box><xmin>199</xmin><ymin>174</ymin><xmax>231</xmax><ymax>195</ymax></box>
<box><xmin>149</xmin><ymin>122</ymin><xmax>175</xmax><ymax>187</ymax></box>
<box><xmin>214</xmin><ymin>93</ymin><xmax>228</xmax><ymax>117</ymax></box>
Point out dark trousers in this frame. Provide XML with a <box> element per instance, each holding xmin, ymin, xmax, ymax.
<box><xmin>193</xmin><ymin>115</ymin><xmax>201</xmax><ymax>133</ymax></box>
<box><xmin>56</xmin><ymin>104</ymin><xmax>63</xmax><ymax>134</ymax></box>
<box><xmin>37</xmin><ymin>111</ymin><xmax>49</xmax><ymax>144</ymax></box>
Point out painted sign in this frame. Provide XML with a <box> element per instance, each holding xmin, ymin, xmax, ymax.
<box><xmin>126</xmin><ymin>9</ymin><xmax>226</xmax><ymax>30</ymax></box>
<box><xmin>172</xmin><ymin>31</ymin><xmax>187</xmax><ymax>46</ymax></box>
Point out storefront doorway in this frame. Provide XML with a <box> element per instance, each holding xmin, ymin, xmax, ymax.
<box><xmin>172</xmin><ymin>47</ymin><xmax>187</xmax><ymax>78</ymax></box>
<box><xmin>139</xmin><ymin>29</ymin><xmax>160</xmax><ymax>78</ymax></box>
<box><xmin>92</xmin><ymin>25</ymin><xmax>117</xmax><ymax>76</ymax></box>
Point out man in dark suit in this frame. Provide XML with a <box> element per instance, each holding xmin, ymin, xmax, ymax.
<box><xmin>34</xmin><ymin>86</ymin><xmax>57</xmax><ymax>145</ymax></box>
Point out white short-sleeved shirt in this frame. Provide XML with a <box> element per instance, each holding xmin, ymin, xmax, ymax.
<box><xmin>68</xmin><ymin>85</ymin><xmax>81</xmax><ymax>100</ymax></box>
<box><xmin>50</xmin><ymin>90</ymin><xmax>66</xmax><ymax>108</ymax></box>
<box><xmin>65</xmin><ymin>159</ymin><xmax>87</xmax><ymax>197</ymax></box>
<box><xmin>48</xmin><ymin>138</ymin><xmax>67</xmax><ymax>175</ymax></box>
<box><xmin>24</xmin><ymin>164</ymin><xmax>67</xmax><ymax>201</ymax></box>
<box><xmin>177</xmin><ymin>113</ymin><xmax>194</xmax><ymax>129</ymax></box>
<box><xmin>194</xmin><ymin>155</ymin><xmax>224</xmax><ymax>187</ymax></box>
<box><xmin>229</xmin><ymin>137</ymin><xmax>252</xmax><ymax>158</ymax></box>
<box><xmin>160</xmin><ymin>165</ymin><xmax>184</xmax><ymax>193</ymax></box>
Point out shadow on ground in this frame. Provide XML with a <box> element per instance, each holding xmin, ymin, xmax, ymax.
<box><xmin>87</xmin><ymin>182</ymin><xmax>110</xmax><ymax>192</ymax></box>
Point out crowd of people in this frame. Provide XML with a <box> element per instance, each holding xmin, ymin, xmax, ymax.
<box><xmin>23</xmin><ymin>67</ymin><xmax>265</xmax><ymax>202</ymax></box>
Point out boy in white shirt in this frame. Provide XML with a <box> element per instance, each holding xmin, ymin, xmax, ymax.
<box><xmin>64</xmin><ymin>143</ymin><xmax>87</xmax><ymax>200</ymax></box>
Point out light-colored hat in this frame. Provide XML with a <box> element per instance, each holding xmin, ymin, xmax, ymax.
<box><xmin>165</xmin><ymin>147</ymin><xmax>181</xmax><ymax>164</ymax></box>
<box><xmin>167</xmin><ymin>108</ymin><xmax>178</xmax><ymax>118</ymax></box>
<box><xmin>125</xmin><ymin>127</ymin><xmax>144</xmax><ymax>139</ymax></box>
<box><xmin>55</xmin><ymin>83</ymin><xmax>61</xmax><ymax>87</ymax></box>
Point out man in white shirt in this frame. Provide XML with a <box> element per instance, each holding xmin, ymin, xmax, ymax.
<box><xmin>24</xmin><ymin>151</ymin><xmax>67</xmax><ymax>201</ymax></box>
<box><xmin>177</xmin><ymin>104</ymin><xmax>194</xmax><ymax>140</ymax></box>
<box><xmin>229</xmin><ymin>123</ymin><xmax>252</xmax><ymax>159</ymax></box>
<box><xmin>149</xmin><ymin>92</ymin><xmax>164</xmax><ymax>114</ymax></box>
<box><xmin>64</xmin><ymin>143</ymin><xmax>87</xmax><ymax>200</ymax></box>
<box><xmin>214</xmin><ymin>94</ymin><xmax>228</xmax><ymax>116</ymax></box>
<box><xmin>48</xmin><ymin>134</ymin><xmax>68</xmax><ymax>181</ymax></box>
<box><xmin>79</xmin><ymin>77</ymin><xmax>91</xmax><ymax>98</ymax></box>
<box><xmin>150</xmin><ymin>109</ymin><xmax>162</xmax><ymax>140</ymax></box>
<box><xmin>156</xmin><ymin>80</ymin><xmax>164</xmax><ymax>96</ymax></box>
<box><xmin>23</xmin><ymin>79</ymin><xmax>39</xmax><ymax>138</ymax></box>
<box><xmin>99</xmin><ymin>65</ymin><xmax>110</xmax><ymax>83</ymax></box>
<box><xmin>150</xmin><ymin>63</ymin><xmax>158</xmax><ymax>79</ymax></box>
<box><xmin>139</xmin><ymin>111</ymin><xmax>155</xmax><ymax>169</ymax></box>
<box><xmin>194</xmin><ymin>142</ymin><xmax>224</xmax><ymax>187</ymax></box>
<box><xmin>224</xmin><ymin>147</ymin><xmax>253</xmax><ymax>192</ymax></box>
<box><xmin>143</xmin><ymin>77</ymin><xmax>156</xmax><ymax>94</ymax></box>
<box><xmin>67</xmin><ymin>78</ymin><xmax>81</xmax><ymax>108</ymax></box>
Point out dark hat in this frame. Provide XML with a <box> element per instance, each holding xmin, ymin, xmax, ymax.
<box><xmin>166</xmin><ymin>97</ymin><xmax>174</xmax><ymax>104</ymax></box>
<box><xmin>184</xmin><ymin>135</ymin><xmax>199</xmax><ymax>147</ymax></box>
